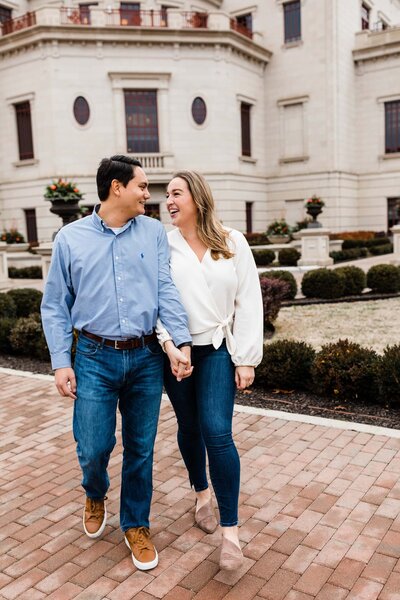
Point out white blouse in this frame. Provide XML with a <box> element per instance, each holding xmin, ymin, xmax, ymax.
<box><xmin>157</xmin><ymin>227</ymin><xmax>263</xmax><ymax>367</ymax></box>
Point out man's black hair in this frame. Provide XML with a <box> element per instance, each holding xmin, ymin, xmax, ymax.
<box><xmin>96</xmin><ymin>155</ymin><xmax>142</xmax><ymax>201</ymax></box>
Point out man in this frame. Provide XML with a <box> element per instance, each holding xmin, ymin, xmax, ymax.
<box><xmin>41</xmin><ymin>155</ymin><xmax>192</xmax><ymax>571</ymax></box>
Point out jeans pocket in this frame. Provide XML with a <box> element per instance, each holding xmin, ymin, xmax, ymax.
<box><xmin>145</xmin><ymin>340</ymin><xmax>163</xmax><ymax>356</ymax></box>
<box><xmin>76</xmin><ymin>336</ymin><xmax>100</xmax><ymax>356</ymax></box>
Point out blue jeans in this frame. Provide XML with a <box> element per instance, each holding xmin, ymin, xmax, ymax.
<box><xmin>73</xmin><ymin>334</ymin><xmax>163</xmax><ymax>531</ymax></box>
<box><xmin>164</xmin><ymin>342</ymin><xmax>240</xmax><ymax>527</ymax></box>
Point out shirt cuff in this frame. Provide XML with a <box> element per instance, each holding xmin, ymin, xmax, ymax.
<box><xmin>51</xmin><ymin>352</ymin><xmax>72</xmax><ymax>370</ymax></box>
<box><xmin>177</xmin><ymin>342</ymin><xmax>192</xmax><ymax>349</ymax></box>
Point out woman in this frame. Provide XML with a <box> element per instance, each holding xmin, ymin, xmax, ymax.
<box><xmin>157</xmin><ymin>171</ymin><xmax>263</xmax><ymax>570</ymax></box>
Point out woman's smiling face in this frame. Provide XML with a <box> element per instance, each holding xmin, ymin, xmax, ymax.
<box><xmin>166</xmin><ymin>177</ymin><xmax>198</xmax><ymax>229</ymax></box>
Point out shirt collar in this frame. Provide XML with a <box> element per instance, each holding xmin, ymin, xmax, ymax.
<box><xmin>91</xmin><ymin>204</ymin><xmax>136</xmax><ymax>233</ymax></box>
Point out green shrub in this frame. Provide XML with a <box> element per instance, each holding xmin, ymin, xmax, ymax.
<box><xmin>278</xmin><ymin>247</ymin><xmax>301</xmax><ymax>267</ymax></box>
<box><xmin>8</xmin><ymin>266</ymin><xmax>43</xmax><ymax>279</ymax></box>
<box><xmin>6</xmin><ymin>288</ymin><xmax>42</xmax><ymax>317</ymax></box>
<box><xmin>259</xmin><ymin>270</ymin><xmax>298</xmax><ymax>300</ymax></box>
<box><xmin>367</xmin><ymin>264</ymin><xmax>400</xmax><ymax>293</ymax></box>
<box><xmin>0</xmin><ymin>318</ymin><xmax>17</xmax><ymax>353</ymax></box>
<box><xmin>259</xmin><ymin>277</ymin><xmax>289</xmax><ymax>330</ymax></box>
<box><xmin>378</xmin><ymin>345</ymin><xmax>400</xmax><ymax>407</ymax></box>
<box><xmin>330</xmin><ymin>248</ymin><xmax>368</xmax><ymax>263</ymax></box>
<box><xmin>342</xmin><ymin>236</ymin><xmax>390</xmax><ymax>250</ymax></box>
<box><xmin>0</xmin><ymin>293</ymin><xmax>17</xmax><ymax>318</ymax></box>
<box><xmin>334</xmin><ymin>266</ymin><xmax>366</xmax><ymax>296</ymax></box>
<box><xmin>252</xmin><ymin>249</ymin><xmax>275</xmax><ymax>266</ymax></box>
<box><xmin>312</xmin><ymin>339</ymin><xmax>379</xmax><ymax>403</ymax></box>
<box><xmin>301</xmin><ymin>268</ymin><xmax>345</xmax><ymax>299</ymax></box>
<box><xmin>369</xmin><ymin>243</ymin><xmax>393</xmax><ymax>256</ymax></box>
<box><xmin>9</xmin><ymin>313</ymin><xmax>49</xmax><ymax>361</ymax></box>
<box><xmin>244</xmin><ymin>232</ymin><xmax>270</xmax><ymax>246</ymax></box>
<box><xmin>257</xmin><ymin>340</ymin><xmax>316</xmax><ymax>391</ymax></box>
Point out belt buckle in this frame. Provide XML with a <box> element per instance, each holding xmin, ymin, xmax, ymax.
<box><xmin>114</xmin><ymin>340</ymin><xmax>123</xmax><ymax>350</ymax></box>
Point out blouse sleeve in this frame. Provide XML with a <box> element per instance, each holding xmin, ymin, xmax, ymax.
<box><xmin>155</xmin><ymin>317</ymin><xmax>173</xmax><ymax>350</ymax></box>
<box><xmin>230</xmin><ymin>230</ymin><xmax>264</xmax><ymax>367</ymax></box>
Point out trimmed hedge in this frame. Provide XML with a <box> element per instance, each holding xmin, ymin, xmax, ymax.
<box><xmin>369</xmin><ymin>243</ymin><xmax>393</xmax><ymax>256</ymax></box>
<box><xmin>259</xmin><ymin>270</ymin><xmax>298</xmax><ymax>300</ymax></box>
<box><xmin>301</xmin><ymin>268</ymin><xmax>345</xmax><ymax>299</ymax></box>
<box><xmin>342</xmin><ymin>237</ymin><xmax>391</xmax><ymax>250</ymax></box>
<box><xmin>0</xmin><ymin>293</ymin><xmax>17</xmax><ymax>318</ymax></box>
<box><xmin>311</xmin><ymin>339</ymin><xmax>379</xmax><ymax>403</ymax></box>
<box><xmin>378</xmin><ymin>345</ymin><xmax>400</xmax><ymax>407</ymax></box>
<box><xmin>9</xmin><ymin>313</ymin><xmax>49</xmax><ymax>361</ymax></box>
<box><xmin>8</xmin><ymin>266</ymin><xmax>43</xmax><ymax>279</ymax></box>
<box><xmin>330</xmin><ymin>248</ymin><xmax>368</xmax><ymax>263</ymax></box>
<box><xmin>278</xmin><ymin>247</ymin><xmax>301</xmax><ymax>267</ymax></box>
<box><xmin>6</xmin><ymin>288</ymin><xmax>42</xmax><ymax>318</ymax></box>
<box><xmin>252</xmin><ymin>249</ymin><xmax>275</xmax><ymax>266</ymax></box>
<box><xmin>334</xmin><ymin>266</ymin><xmax>366</xmax><ymax>296</ymax></box>
<box><xmin>259</xmin><ymin>277</ymin><xmax>289</xmax><ymax>330</ymax></box>
<box><xmin>257</xmin><ymin>340</ymin><xmax>315</xmax><ymax>391</ymax></box>
<box><xmin>367</xmin><ymin>264</ymin><xmax>400</xmax><ymax>294</ymax></box>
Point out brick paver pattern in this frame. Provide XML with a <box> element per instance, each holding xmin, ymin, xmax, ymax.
<box><xmin>1</xmin><ymin>371</ymin><xmax>400</xmax><ymax>600</ymax></box>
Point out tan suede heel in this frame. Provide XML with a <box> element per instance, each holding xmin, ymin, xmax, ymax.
<box><xmin>219</xmin><ymin>537</ymin><xmax>243</xmax><ymax>571</ymax></box>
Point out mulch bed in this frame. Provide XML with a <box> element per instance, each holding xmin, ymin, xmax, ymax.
<box><xmin>1</xmin><ymin>353</ymin><xmax>400</xmax><ymax>431</ymax></box>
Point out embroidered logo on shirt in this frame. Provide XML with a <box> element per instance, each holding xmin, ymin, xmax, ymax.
<box><xmin>140</xmin><ymin>252</ymin><xmax>144</xmax><ymax>259</ymax></box>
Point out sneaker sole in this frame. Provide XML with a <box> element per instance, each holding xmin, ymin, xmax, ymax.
<box><xmin>124</xmin><ymin>535</ymin><xmax>159</xmax><ymax>570</ymax></box>
<box><xmin>83</xmin><ymin>506</ymin><xmax>107</xmax><ymax>539</ymax></box>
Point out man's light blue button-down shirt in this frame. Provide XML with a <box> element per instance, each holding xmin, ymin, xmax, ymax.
<box><xmin>41</xmin><ymin>207</ymin><xmax>191</xmax><ymax>369</ymax></box>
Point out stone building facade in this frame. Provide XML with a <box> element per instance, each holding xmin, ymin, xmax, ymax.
<box><xmin>0</xmin><ymin>0</ymin><xmax>400</xmax><ymax>242</ymax></box>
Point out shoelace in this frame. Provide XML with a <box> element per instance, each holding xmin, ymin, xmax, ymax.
<box><xmin>87</xmin><ymin>499</ymin><xmax>104</xmax><ymax>522</ymax></box>
<box><xmin>131</xmin><ymin>527</ymin><xmax>152</xmax><ymax>551</ymax></box>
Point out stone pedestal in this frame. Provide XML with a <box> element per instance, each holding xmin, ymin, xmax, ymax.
<box><xmin>298</xmin><ymin>228</ymin><xmax>333</xmax><ymax>267</ymax></box>
<box><xmin>36</xmin><ymin>242</ymin><xmax>53</xmax><ymax>282</ymax></box>
<box><xmin>391</xmin><ymin>224</ymin><xmax>400</xmax><ymax>264</ymax></box>
<box><xmin>0</xmin><ymin>242</ymin><xmax>9</xmax><ymax>288</ymax></box>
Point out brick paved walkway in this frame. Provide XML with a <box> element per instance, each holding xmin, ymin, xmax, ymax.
<box><xmin>1</xmin><ymin>370</ymin><xmax>400</xmax><ymax>600</ymax></box>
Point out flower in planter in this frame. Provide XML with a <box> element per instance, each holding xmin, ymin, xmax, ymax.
<box><xmin>305</xmin><ymin>195</ymin><xmax>325</xmax><ymax>209</ymax></box>
<box><xmin>266</xmin><ymin>219</ymin><xmax>291</xmax><ymax>236</ymax></box>
<box><xmin>1</xmin><ymin>228</ymin><xmax>25</xmax><ymax>244</ymax></box>
<box><xmin>44</xmin><ymin>178</ymin><xmax>84</xmax><ymax>201</ymax></box>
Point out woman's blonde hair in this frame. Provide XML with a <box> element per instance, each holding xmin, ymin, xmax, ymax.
<box><xmin>171</xmin><ymin>170</ymin><xmax>234</xmax><ymax>260</ymax></box>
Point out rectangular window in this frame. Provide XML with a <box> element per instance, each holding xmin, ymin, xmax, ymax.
<box><xmin>385</xmin><ymin>100</ymin><xmax>400</xmax><ymax>154</ymax></box>
<box><xmin>145</xmin><ymin>203</ymin><xmax>160</xmax><ymax>220</ymax></box>
<box><xmin>120</xmin><ymin>2</ymin><xmax>140</xmax><ymax>25</ymax></box>
<box><xmin>232</xmin><ymin>13</ymin><xmax>253</xmax><ymax>38</ymax></box>
<box><xmin>14</xmin><ymin>101</ymin><xmax>34</xmax><ymax>160</ymax></box>
<box><xmin>79</xmin><ymin>3</ymin><xmax>98</xmax><ymax>24</ymax></box>
<box><xmin>0</xmin><ymin>4</ymin><xmax>12</xmax><ymax>23</ymax></box>
<box><xmin>240</xmin><ymin>102</ymin><xmax>251</xmax><ymax>157</ymax></box>
<box><xmin>124</xmin><ymin>90</ymin><xmax>159</xmax><ymax>153</ymax></box>
<box><xmin>284</xmin><ymin>0</ymin><xmax>301</xmax><ymax>43</ymax></box>
<box><xmin>361</xmin><ymin>3</ymin><xmax>370</xmax><ymax>30</ymax></box>
<box><xmin>24</xmin><ymin>209</ymin><xmax>38</xmax><ymax>244</ymax></box>
<box><xmin>245</xmin><ymin>202</ymin><xmax>253</xmax><ymax>234</ymax></box>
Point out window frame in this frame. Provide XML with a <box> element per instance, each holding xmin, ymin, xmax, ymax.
<box><xmin>124</xmin><ymin>89</ymin><xmax>160</xmax><ymax>154</ymax></box>
<box><xmin>384</xmin><ymin>100</ymin><xmax>400</xmax><ymax>155</ymax></box>
<box><xmin>240</xmin><ymin>102</ymin><xmax>252</xmax><ymax>157</ymax></box>
<box><xmin>14</xmin><ymin>100</ymin><xmax>34</xmax><ymax>161</ymax></box>
<box><xmin>283</xmin><ymin>0</ymin><xmax>301</xmax><ymax>44</ymax></box>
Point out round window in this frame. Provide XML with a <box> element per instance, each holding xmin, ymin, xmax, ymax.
<box><xmin>191</xmin><ymin>97</ymin><xmax>207</xmax><ymax>125</ymax></box>
<box><xmin>73</xmin><ymin>96</ymin><xmax>90</xmax><ymax>125</ymax></box>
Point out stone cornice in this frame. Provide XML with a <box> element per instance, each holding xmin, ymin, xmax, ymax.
<box><xmin>0</xmin><ymin>25</ymin><xmax>272</xmax><ymax>65</ymax></box>
<box><xmin>353</xmin><ymin>26</ymin><xmax>400</xmax><ymax>63</ymax></box>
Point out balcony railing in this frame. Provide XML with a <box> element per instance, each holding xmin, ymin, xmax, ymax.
<box><xmin>1</xmin><ymin>12</ymin><xmax>36</xmax><ymax>35</ymax></box>
<box><xmin>182</xmin><ymin>12</ymin><xmax>208</xmax><ymax>29</ymax></box>
<box><xmin>230</xmin><ymin>18</ymin><xmax>253</xmax><ymax>39</ymax></box>
<box><xmin>105</xmin><ymin>9</ymin><xmax>168</xmax><ymax>28</ymax></box>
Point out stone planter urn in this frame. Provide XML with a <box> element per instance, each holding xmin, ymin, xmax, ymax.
<box><xmin>267</xmin><ymin>234</ymin><xmax>291</xmax><ymax>244</ymax></box>
<box><xmin>306</xmin><ymin>203</ymin><xmax>323</xmax><ymax>227</ymax></box>
<box><xmin>47</xmin><ymin>196</ymin><xmax>81</xmax><ymax>227</ymax></box>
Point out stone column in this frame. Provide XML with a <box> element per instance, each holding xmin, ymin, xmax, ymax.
<box><xmin>298</xmin><ymin>228</ymin><xmax>333</xmax><ymax>267</ymax></box>
<box><xmin>391</xmin><ymin>224</ymin><xmax>400</xmax><ymax>264</ymax></box>
<box><xmin>36</xmin><ymin>243</ymin><xmax>53</xmax><ymax>282</ymax></box>
<box><xmin>0</xmin><ymin>242</ymin><xmax>9</xmax><ymax>288</ymax></box>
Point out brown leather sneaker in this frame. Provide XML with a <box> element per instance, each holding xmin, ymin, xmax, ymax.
<box><xmin>83</xmin><ymin>496</ymin><xmax>107</xmax><ymax>538</ymax></box>
<box><xmin>124</xmin><ymin>526</ymin><xmax>158</xmax><ymax>570</ymax></box>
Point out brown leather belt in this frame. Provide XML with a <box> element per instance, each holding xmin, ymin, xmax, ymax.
<box><xmin>81</xmin><ymin>330</ymin><xmax>157</xmax><ymax>350</ymax></box>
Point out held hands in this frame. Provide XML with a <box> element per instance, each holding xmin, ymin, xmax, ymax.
<box><xmin>235</xmin><ymin>366</ymin><xmax>255</xmax><ymax>390</ymax></box>
<box><xmin>55</xmin><ymin>367</ymin><xmax>77</xmax><ymax>400</ymax></box>
<box><xmin>164</xmin><ymin>341</ymin><xmax>193</xmax><ymax>382</ymax></box>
